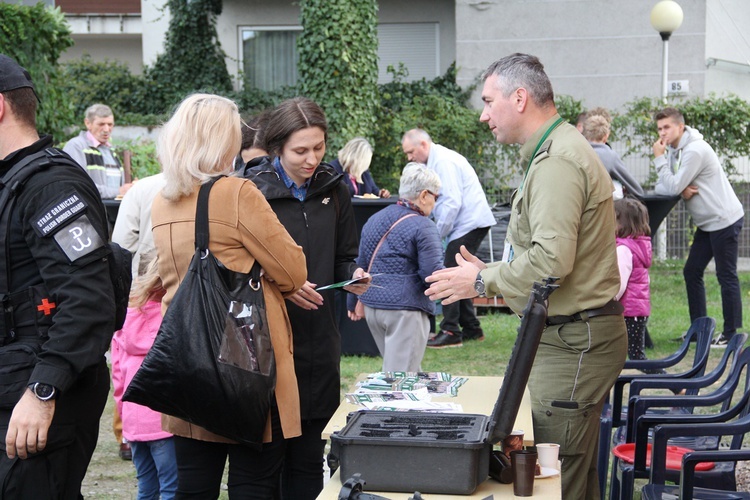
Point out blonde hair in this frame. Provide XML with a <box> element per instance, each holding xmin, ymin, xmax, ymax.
<box><xmin>129</xmin><ymin>254</ymin><xmax>164</xmax><ymax>309</ymax></box>
<box><xmin>582</xmin><ymin>115</ymin><xmax>610</xmax><ymax>143</ymax></box>
<box><xmin>337</xmin><ymin>137</ymin><xmax>373</xmax><ymax>183</ymax></box>
<box><xmin>159</xmin><ymin>94</ymin><xmax>242</xmax><ymax>201</ymax></box>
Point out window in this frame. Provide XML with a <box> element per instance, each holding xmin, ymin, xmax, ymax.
<box><xmin>241</xmin><ymin>27</ymin><xmax>300</xmax><ymax>91</ymax></box>
<box><xmin>239</xmin><ymin>23</ymin><xmax>439</xmax><ymax>90</ymax></box>
<box><xmin>378</xmin><ymin>23</ymin><xmax>439</xmax><ymax>83</ymax></box>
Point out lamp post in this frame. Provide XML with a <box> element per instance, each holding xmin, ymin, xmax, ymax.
<box><xmin>650</xmin><ymin>0</ymin><xmax>684</xmax><ymax>260</ymax></box>
<box><xmin>650</xmin><ymin>0</ymin><xmax>684</xmax><ymax>103</ymax></box>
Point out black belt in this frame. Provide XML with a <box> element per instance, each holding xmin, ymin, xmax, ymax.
<box><xmin>546</xmin><ymin>299</ymin><xmax>624</xmax><ymax>326</ymax></box>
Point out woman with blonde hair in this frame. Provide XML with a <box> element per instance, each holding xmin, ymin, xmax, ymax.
<box><xmin>330</xmin><ymin>137</ymin><xmax>390</xmax><ymax>198</ymax></box>
<box><xmin>150</xmin><ymin>93</ymin><xmax>307</xmax><ymax>498</ymax></box>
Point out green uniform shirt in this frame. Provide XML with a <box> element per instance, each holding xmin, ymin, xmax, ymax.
<box><xmin>482</xmin><ymin>114</ymin><xmax>620</xmax><ymax>316</ymax></box>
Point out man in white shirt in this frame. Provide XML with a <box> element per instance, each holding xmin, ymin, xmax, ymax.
<box><xmin>402</xmin><ymin>129</ymin><xmax>496</xmax><ymax>348</ymax></box>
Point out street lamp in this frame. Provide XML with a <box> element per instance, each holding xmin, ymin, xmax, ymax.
<box><xmin>650</xmin><ymin>0</ymin><xmax>684</xmax><ymax>103</ymax></box>
<box><xmin>650</xmin><ymin>1</ymin><xmax>683</xmax><ymax>260</ymax></box>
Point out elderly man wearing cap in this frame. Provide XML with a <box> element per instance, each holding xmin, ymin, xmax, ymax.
<box><xmin>0</xmin><ymin>54</ymin><xmax>116</xmax><ymax>497</ymax></box>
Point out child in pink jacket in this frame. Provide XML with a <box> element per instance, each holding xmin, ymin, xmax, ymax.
<box><xmin>614</xmin><ymin>198</ymin><xmax>663</xmax><ymax>373</ymax></box>
<box><xmin>112</xmin><ymin>258</ymin><xmax>177</xmax><ymax>499</ymax></box>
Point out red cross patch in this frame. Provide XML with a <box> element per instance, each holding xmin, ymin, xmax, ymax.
<box><xmin>37</xmin><ymin>298</ymin><xmax>56</xmax><ymax>316</ymax></box>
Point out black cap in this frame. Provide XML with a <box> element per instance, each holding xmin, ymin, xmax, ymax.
<box><xmin>0</xmin><ymin>54</ymin><xmax>37</xmax><ymax>97</ymax></box>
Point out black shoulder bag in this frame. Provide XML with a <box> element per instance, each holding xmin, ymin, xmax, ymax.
<box><xmin>123</xmin><ymin>178</ymin><xmax>276</xmax><ymax>448</ymax></box>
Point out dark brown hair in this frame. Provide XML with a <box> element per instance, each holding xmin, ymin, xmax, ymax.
<box><xmin>3</xmin><ymin>87</ymin><xmax>37</xmax><ymax>130</ymax></box>
<box><xmin>240</xmin><ymin>109</ymin><xmax>271</xmax><ymax>151</ymax></box>
<box><xmin>654</xmin><ymin>107</ymin><xmax>684</xmax><ymax>124</ymax></box>
<box><xmin>615</xmin><ymin>197</ymin><xmax>650</xmax><ymax>238</ymax></box>
<box><xmin>263</xmin><ymin>97</ymin><xmax>328</xmax><ymax>157</ymax></box>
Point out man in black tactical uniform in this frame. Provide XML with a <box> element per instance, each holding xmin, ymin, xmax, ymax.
<box><xmin>0</xmin><ymin>54</ymin><xmax>115</xmax><ymax>497</ymax></box>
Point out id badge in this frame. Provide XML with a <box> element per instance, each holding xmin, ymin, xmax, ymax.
<box><xmin>502</xmin><ymin>239</ymin><xmax>514</xmax><ymax>262</ymax></box>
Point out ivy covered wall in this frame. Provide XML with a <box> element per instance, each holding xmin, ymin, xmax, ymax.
<box><xmin>297</xmin><ymin>0</ymin><xmax>379</xmax><ymax>154</ymax></box>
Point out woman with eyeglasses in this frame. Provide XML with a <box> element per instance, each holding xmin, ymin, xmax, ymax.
<box><xmin>347</xmin><ymin>163</ymin><xmax>444</xmax><ymax>371</ymax></box>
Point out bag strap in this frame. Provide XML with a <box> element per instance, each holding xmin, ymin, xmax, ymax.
<box><xmin>367</xmin><ymin>214</ymin><xmax>418</xmax><ymax>273</ymax></box>
<box><xmin>195</xmin><ymin>178</ymin><xmax>221</xmax><ymax>251</ymax></box>
<box><xmin>194</xmin><ymin>177</ymin><xmax>262</xmax><ymax>281</ymax></box>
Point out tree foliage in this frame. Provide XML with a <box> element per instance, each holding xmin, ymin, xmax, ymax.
<box><xmin>611</xmin><ymin>94</ymin><xmax>750</xmax><ymax>183</ymax></box>
<box><xmin>61</xmin><ymin>56</ymin><xmax>152</xmax><ymax>127</ymax></box>
<box><xmin>141</xmin><ymin>0</ymin><xmax>232</xmax><ymax>114</ymax></box>
<box><xmin>0</xmin><ymin>3</ymin><xmax>74</xmax><ymax>141</ymax></box>
<box><xmin>297</xmin><ymin>0</ymin><xmax>379</xmax><ymax>154</ymax></box>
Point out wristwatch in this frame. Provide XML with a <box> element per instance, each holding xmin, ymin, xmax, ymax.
<box><xmin>29</xmin><ymin>382</ymin><xmax>57</xmax><ymax>401</ymax></box>
<box><xmin>474</xmin><ymin>272</ymin><xmax>486</xmax><ymax>297</ymax></box>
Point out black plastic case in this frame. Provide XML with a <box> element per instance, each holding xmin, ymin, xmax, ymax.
<box><xmin>330</xmin><ymin>279</ymin><xmax>556</xmax><ymax>495</ymax></box>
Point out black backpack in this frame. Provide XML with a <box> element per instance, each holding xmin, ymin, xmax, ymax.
<box><xmin>0</xmin><ymin>148</ymin><xmax>132</xmax><ymax>331</ymax></box>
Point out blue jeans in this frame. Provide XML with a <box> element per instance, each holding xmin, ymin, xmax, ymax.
<box><xmin>684</xmin><ymin>217</ymin><xmax>744</xmax><ymax>336</ymax></box>
<box><xmin>131</xmin><ymin>438</ymin><xmax>178</xmax><ymax>500</ymax></box>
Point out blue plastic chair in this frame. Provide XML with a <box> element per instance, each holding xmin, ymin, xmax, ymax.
<box><xmin>598</xmin><ymin>317</ymin><xmax>716</xmax><ymax>497</ymax></box>
<box><xmin>609</xmin><ymin>338</ymin><xmax>750</xmax><ymax>500</ymax></box>
<box><xmin>641</xmin><ymin>405</ymin><xmax>750</xmax><ymax>500</ymax></box>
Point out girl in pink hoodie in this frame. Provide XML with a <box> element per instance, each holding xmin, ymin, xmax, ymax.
<box><xmin>112</xmin><ymin>257</ymin><xmax>177</xmax><ymax>499</ymax></box>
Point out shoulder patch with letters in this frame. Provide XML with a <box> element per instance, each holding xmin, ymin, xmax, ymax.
<box><xmin>52</xmin><ymin>214</ymin><xmax>105</xmax><ymax>262</ymax></box>
<box><xmin>32</xmin><ymin>191</ymin><xmax>90</xmax><ymax>237</ymax></box>
<box><xmin>30</xmin><ymin>191</ymin><xmax>105</xmax><ymax>262</ymax></box>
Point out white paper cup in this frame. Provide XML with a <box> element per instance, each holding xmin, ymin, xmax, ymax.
<box><xmin>536</xmin><ymin>442</ymin><xmax>560</xmax><ymax>470</ymax></box>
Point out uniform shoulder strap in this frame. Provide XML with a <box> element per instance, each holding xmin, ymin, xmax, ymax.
<box><xmin>0</xmin><ymin>148</ymin><xmax>81</xmax><ymax>295</ymax></box>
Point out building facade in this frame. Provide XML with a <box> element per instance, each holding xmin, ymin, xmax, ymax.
<box><xmin>46</xmin><ymin>0</ymin><xmax>749</xmax><ymax>108</ymax></box>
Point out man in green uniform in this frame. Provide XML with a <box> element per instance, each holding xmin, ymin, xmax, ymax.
<box><xmin>425</xmin><ymin>53</ymin><xmax>627</xmax><ymax>499</ymax></box>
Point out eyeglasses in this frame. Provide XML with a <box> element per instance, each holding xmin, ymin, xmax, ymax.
<box><xmin>426</xmin><ymin>190</ymin><xmax>440</xmax><ymax>201</ymax></box>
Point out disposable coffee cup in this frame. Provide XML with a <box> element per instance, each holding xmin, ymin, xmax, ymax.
<box><xmin>536</xmin><ymin>442</ymin><xmax>560</xmax><ymax>470</ymax></box>
<box><xmin>502</xmin><ymin>429</ymin><xmax>524</xmax><ymax>459</ymax></box>
<box><xmin>511</xmin><ymin>449</ymin><xmax>537</xmax><ymax>497</ymax></box>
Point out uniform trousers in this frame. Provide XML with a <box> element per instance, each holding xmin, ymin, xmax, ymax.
<box><xmin>0</xmin><ymin>359</ymin><xmax>109</xmax><ymax>499</ymax></box>
<box><xmin>364</xmin><ymin>306</ymin><xmax>430</xmax><ymax>372</ymax></box>
<box><xmin>529</xmin><ymin>314</ymin><xmax>627</xmax><ymax>500</ymax></box>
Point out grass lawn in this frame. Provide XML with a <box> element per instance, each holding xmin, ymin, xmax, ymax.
<box><xmin>342</xmin><ymin>261</ymin><xmax>750</xmax><ymax>390</ymax></box>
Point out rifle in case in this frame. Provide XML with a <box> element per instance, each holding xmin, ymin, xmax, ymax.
<box><xmin>330</xmin><ymin>279</ymin><xmax>557</xmax><ymax>495</ymax></box>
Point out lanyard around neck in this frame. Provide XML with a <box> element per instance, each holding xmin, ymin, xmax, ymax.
<box><xmin>520</xmin><ymin>117</ymin><xmax>564</xmax><ymax>191</ymax></box>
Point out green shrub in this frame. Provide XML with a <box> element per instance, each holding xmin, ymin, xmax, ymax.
<box><xmin>555</xmin><ymin>94</ymin><xmax>585</xmax><ymax>126</ymax></box>
<box><xmin>112</xmin><ymin>139</ymin><xmax>160</xmax><ymax>179</ymax></box>
<box><xmin>0</xmin><ymin>3</ymin><xmax>75</xmax><ymax>141</ymax></box>
<box><xmin>379</xmin><ymin>63</ymin><xmax>473</xmax><ymax>111</ymax></box>
<box><xmin>61</xmin><ymin>56</ymin><xmax>143</xmax><ymax>121</ymax></box>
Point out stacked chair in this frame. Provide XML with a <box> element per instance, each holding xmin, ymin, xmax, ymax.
<box><xmin>608</xmin><ymin>331</ymin><xmax>750</xmax><ymax>499</ymax></box>
<box><xmin>597</xmin><ymin>316</ymin><xmax>716</xmax><ymax>497</ymax></box>
<box><xmin>642</xmin><ymin>415</ymin><xmax>750</xmax><ymax>500</ymax></box>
